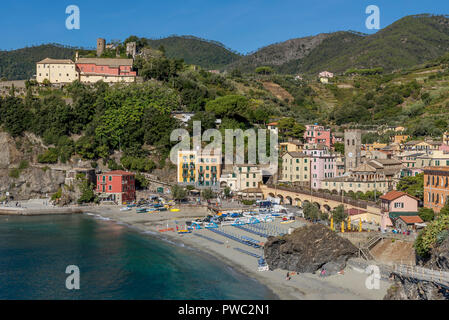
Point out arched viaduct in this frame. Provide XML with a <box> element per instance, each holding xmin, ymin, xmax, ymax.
<box><xmin>261</xmin><ymin>185</ymin><xmax>381</xmax><ymax>215</ymax></box>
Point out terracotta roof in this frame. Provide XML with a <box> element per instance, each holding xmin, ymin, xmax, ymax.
<box><xmin>284</xmin><ymin>152</ymin><xmax>308</xmax><ymax>158</ymax></box>
<box><xmin>379</xmin><ymin>190</ymin><xmax>419</xmax><ymax>201</ymax></box>
<box><xmin>345</xmin><ymin>208</ymin><xmax>366</xmax><ymax>216</ymax></box>
<box><xmin>351</xmin><ymin>163</ymin><xmax>377</xmax><ymax>173</ymax></box>
<box><xmin>398</xmin><ymin>216</ymin><xmax>423</xmax><ymax>224</ymax></box>
<box><xmin>239</xmin><ymin>188</ymin><xmax>262</xmax><ymax>193</ymax></box>
<box><xmin>37</xmin><ymin>58</ymin><xmax>74</xmax><ymax>64</ymax></box>
<box><xmin>423</xmin><ymin>166</ymin><xmax>449</xmax><ymax>172</ymax></box>
<box><xmin>102</xmin><ymin>170</ymin><xmax>134</xmax><ymax>176</ymax></box>
<box><xmin>267</xmin><ymin>122</ymin><xmax>278</xmax><ymax>126</ymax></box>
<box><xmin>76</xmin><ymin>58</ymin><xmax>133</xmax><ymax>67</ymax></box>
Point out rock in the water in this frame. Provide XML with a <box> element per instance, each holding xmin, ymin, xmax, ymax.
<box><xmin>264</xmin><ymin>223</ymin><xmax>358</xmax><ymax>274</ymax></box>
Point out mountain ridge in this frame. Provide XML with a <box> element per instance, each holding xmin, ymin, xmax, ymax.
<box><xmin>1</xmin><ymin>14</ymin><xmax>449</xmax><ymax>80</ymax></box>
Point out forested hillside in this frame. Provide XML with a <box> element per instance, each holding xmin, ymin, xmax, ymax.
<box><xmin>2</xmin><ymin>14</ymin><xmax>449</xmax><ymax>80</ymax></box>
<box><xmin>228</xmin><ymin>14</ymin><xmax>449</xmax><ymax>75</ymax></box>
<box><xmin>0</xmin><ymin>44</ymin><xmax>76</xmax><ymax>80</ymax></box>
<box><xmin>144</xmin><ymin>36</ymin><xmax>241</xmax><ymax>70</ymax></box>
<box><xmin>1</xmin><ymin>46</ymin><xmax>449</xmax><ymax>178</ymax></box>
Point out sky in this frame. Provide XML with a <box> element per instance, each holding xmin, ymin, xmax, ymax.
<box><xmin>0</xmin><ymin>0</ymin><xmax>447</xmax><ymax>53</ymax></box>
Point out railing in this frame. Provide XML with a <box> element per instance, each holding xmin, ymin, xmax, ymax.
<box><xmin>266</xmin><ymin>184</ymin><xmax>379</xmax><ymax>209</ymax></box>
<box><xmin>358</xmin><ymin>234</ymin><xmax>384</xmax><ymax>260</ymax></box>
<box><xmin>392</xmin><ymin>264</ymin><xmax>449</xmax><ymax>288</ymax></box>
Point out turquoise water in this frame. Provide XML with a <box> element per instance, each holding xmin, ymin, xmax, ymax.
<box><xmin>0</xmin><ymin>214</ymin><xmax>275</xmax><ymax>300</ymax></box>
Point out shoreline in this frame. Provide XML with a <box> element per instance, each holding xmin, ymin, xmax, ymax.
<box><xmin>2</xmin><ymin>202</ymin><xmax>391</xmax><ymax>299</ymax></box>
<box><xmin>85</xmin><ymin>206</ymin><xmax>391</xmax><ymax>300</ymax></box>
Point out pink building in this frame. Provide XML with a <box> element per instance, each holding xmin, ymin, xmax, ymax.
<box><xmin>303</xmin><ymin>145</ymin><xmax>336</xmax><ymax>190</ymax></box>
<box><xmin>304</xmin><ymin>125</ymin><xmax>332</xmax><ymax>148</ymax></box>
<box><xmin>75</xmin><ymin>58</ymin><xmax>137</xmax><ymax>83</ymax></box>
<box><xmin>379</xmin><ymin>190</ymin><xmax>419</xmax><ymax>230</ymax></box>
<box><xmin>380</xmin><ymin>190</ymin><xmax>419</xmax><ymax>213</ymax></box>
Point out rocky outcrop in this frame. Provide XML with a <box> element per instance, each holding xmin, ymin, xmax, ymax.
<box><xmin>0</xmin><ymin>167</ymin><xmax>66</xmax><ymax>200</ymax></box>
<box><xmin>0</xmin><ymin>131</ymin><xmax>69</xmax><ymax>200</ymax></box>
<box><xmin>384</xmin><ymin>275</ymin><xmax>449</xmax><ymax>300</ymax></box>
<box><xmin>424</xmin><ymin>236</ymin><xmax>449</xmax><ymax>271</ymax></box>
<box><xmin>264</xmin><ymin>224</ymin><xmax>358</xmax><ymax>274</ymax></box>
<box><xmin>384</xmin><ymin>236</ymin><xmax>449</xmax><ymax>300</ymax></box>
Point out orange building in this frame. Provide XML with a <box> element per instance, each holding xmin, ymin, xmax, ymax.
<box><xmin>423</xmin><ymin>166</ymin><xmax>449</xmax><ymax>213</ymax></box>
<box><xmin>96</xmin><ymin>170</ymin><xmax>136</xmax><ymax>204</ymax></box>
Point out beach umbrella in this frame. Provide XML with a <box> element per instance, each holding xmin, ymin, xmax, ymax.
<box><xmin>348</xmin><ymin>217</ymin><xmax>351</xmax><ymax>231</ymax></box>
<box><xmin>359</xmin><ymin>219</ymin><xmax>362</xmax><ymax>232</ymax></box>
<box><xmin>330</xmin><ymin>217</ymin><xmax>334</xmax><ymax>231</ymax></box>
<box><xmin>341</xmin><ymin>221</ymin><xmax>345</xmax><ymax>233</ymax></box>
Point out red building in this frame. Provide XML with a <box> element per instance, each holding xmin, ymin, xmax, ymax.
<box><xmin>96</xmin><ymin>170</ymin><xmax>136</xmax><ymax>204</ymax></box>
<box><xmin>304</xmin><ymin>124</ymin><xmax>332</xmax><ymax>148</ymax></box>
<box><xmin>75</xmin><ymin>58</ymin><xmax>136</xmax><ymax>83</ymax></box>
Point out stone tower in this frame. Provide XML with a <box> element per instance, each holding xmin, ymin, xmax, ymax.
<box><xmin>96</xmin><ymin>38</ymin><xmax>106</xmax><ymax>57</ymax></box>
<box><xmin>344</xmin><ymin>129</ymin><xmax>361</xmax><ymax>173</ymax></box>
<box><xmin>126</xmin><ymin>42</ymin><xmax>137</xmax><ymax>58</ymax></box>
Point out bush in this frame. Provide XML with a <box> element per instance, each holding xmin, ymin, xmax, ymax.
<box><xmin>9</xmin><ymin>168</ymin><xmax>20</xmax><ymax>178</ymax></box>
<box><xmin>38</xmin><ymin>148</ymin><xmax>59</xmax><ymax>164</ymax></box>
<box><xmin>18</xmin><ymin>160</ymin><xmax>29</xmax><ymax>170</ymax></box>
<box><xmin>77</xmin><ymin>178</ymin><xmax>95</xmax><ymax>204</ymax></box>
<box><xmin>414</xmin><ymin>215</ymin><xmax>449</xmax><ymax>258</ymax></box>
<box><xmin>120</xmin><ymin>155</ymin><xmax>155</xmax><ymax>172</ymax></box>
<box><xmin>418</xmin><ymin>207</ymin><xmax>435</xmax><ymax>222</ymax></box>
<box><xmin>51</xmin><ymin>188</ymin><xmax>62</xmax><ymax>200</ymax></box>
<box><xmin>242</xmin><ymin>200</ymin><xmax>256</xmax><ymax>206</ymax></box>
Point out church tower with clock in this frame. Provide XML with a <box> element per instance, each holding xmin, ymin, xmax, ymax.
<box><xmin>344</xmin><ymin>129</ymin><xmax>361</xmax><ymax>173</ymax></box>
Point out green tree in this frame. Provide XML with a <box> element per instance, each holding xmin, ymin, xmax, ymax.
<box><xmin>277</xmin><ymin>117</ymin><xmax>305</xmax><ymax>140</ymax></box>
<box><xmin>334</xmin><ymin>142</ymin><xmax>344</xmax><ymax>154</ymax></box>
<box><xmin>171</xmin><ymin>185</ymin><xmax>187</xmax><ymax>202</ymax></box>
<box><xmin>223</xmin><ymin>187</ymin><xmax>231</xmax><ymax>198</ymax></box>
<box><xmin>396</xmin><ymin>173</ymin><xmax>424</xmax><ymax>201</ymax></box>
<box><xmin>303</xmin><ymin>202</ymin><xmax>320</xmax><ymax>220</ymax></box>
<box><xmin>332</xmin><ymin>205</ymin><xmax>347</xmax><ymax>224</ymax></box>
<box><xmin>77</xmin><ymin>175</ymin><xmax>95</xmax><ymax>204</ymax></box>
<box><xmin>202</xmin><ymin>188</ymin><xmax>215</xmax><ymax>200</ymax></box>
<box><xmin>418</xmin><ymin>207</ymin><xmax>435</xmax><ymax>222</ymax></box>
<box><xmin>439</xmin><ymin>202</ymin><xmax>449</xmax><ymax>216</ymax></box>
<box><xmin>415</xmin><ymin>215</ymin><xmax>449</xmax><ymax>258</ymax></box>
<box><xmin>255</xmin><ymin>66</ymin><xmax>274</xmax><ymax>75</ymax></box>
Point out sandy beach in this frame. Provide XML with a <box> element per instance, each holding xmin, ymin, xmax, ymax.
<box><xmin>81</xmin><ymin>204</ymin><xmax>391</xmax><ymax>300</ymax></box>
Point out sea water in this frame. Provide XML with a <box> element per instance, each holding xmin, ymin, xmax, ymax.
<box><xmin>0</xmin><ymin>214</ymin><xmax>275</xmax><ymax>299</ymax></box>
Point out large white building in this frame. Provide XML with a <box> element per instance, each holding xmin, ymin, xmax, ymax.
<box><xmin>36</xmin><ymin>58</ymin><xmax>78</xmax><ymax>84</ymax></box>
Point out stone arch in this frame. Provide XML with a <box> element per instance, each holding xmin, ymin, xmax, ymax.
<box><xmin>285</xmin><ymin>196</ymin><xmax>293</xmax><ymax>205</ymax></box>
<box><xmin>277</xmin><ymin>195</ymin><xmax>284</xmax><ymax>204</ymax></box>
<box><xmin>220</xmin><ymin>181</ymin><xmax>228</xmax><ymax>188</ymax></box>
<box><xmin>313</xmin><ymin>202</ymin><xmax>321</xmax><ymax>210</ymax></box>
<box><xmin>323</xmin><ymin>204</ymin><xmax>331</xmax><ymax>212</ymax></box>
<box><xmin>268</xmin><ymin>192</ymin><xmax>275</xmax><ymax>198</ymax></box>
<box><xmin>294</xmin><ymin>198</ymin><xmax>302</xmax><ymax>207</ymax></box>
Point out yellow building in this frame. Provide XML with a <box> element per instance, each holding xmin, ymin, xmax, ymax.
<box><xmin>280</xmin><ymin>141</ymin><xmax>304</xmax><ymax>154</ymax></box>
<box><xmin>391</xmin><ymin>135</ymin><xmax>410</xmax><ymax>144</ymax></box>
<box><xmin>36</xmin><ymin>58</ymin><xmax>78</xmax><ymax>84</ymax></box>
<box><xmin>280</xmin><ymin>152</ymin><xmax>310</xmax><ymax>187</ymax></box>
<box><xmin>177</xmin><ymin>150</ymin><xmax>221</xmax><ymax>188</ymax></box>
<box><xmin>364</xmin><ymin>142</ymin><xmax>388</xmax><ymax>151</ymax></box>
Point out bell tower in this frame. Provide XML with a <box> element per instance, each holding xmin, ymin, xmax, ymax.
<box><xmin>344</xmin><ymin>129</ymin><xmax>361</xmax><ymax>173</ymax></box>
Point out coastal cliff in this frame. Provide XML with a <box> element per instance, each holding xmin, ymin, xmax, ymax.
<box><xmin>264</xmin><ymin>224</ymin><xmax>358</xmax><ymax>274</ymax></box>
<box><xmin>384</xmin><ymin>236</ymin><xmax>449</xmax><ymax>300</ymax></box>
<box><xmin>0</xmin><ymin>131</ymin><xmax>66</xmax><ymax>200</ymax></box>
